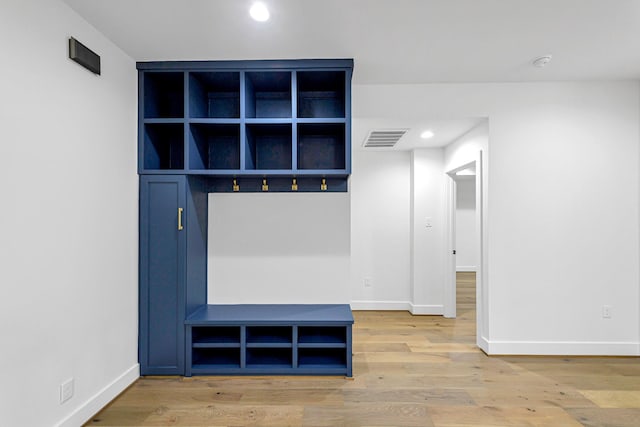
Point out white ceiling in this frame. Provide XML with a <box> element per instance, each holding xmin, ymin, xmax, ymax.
<box><xmin>61</xmin><ymin>0</ymin><xmax>640</xmax><ymax>147</ymax></box>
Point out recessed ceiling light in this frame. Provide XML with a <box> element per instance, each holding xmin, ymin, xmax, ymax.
<box><xmin>250</xmin><ymin>2</ymin><xmax>270</xmax><ymax>22</ymax></box>
<box><xmin>420</xmin><ymin>130</ymin><xmax>434</xmax><ymax>139</ymax></box>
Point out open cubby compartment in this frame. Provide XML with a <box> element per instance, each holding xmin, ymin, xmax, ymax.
<box><xmin>246</xmin><ymin>348</ymin><xmax>292</xmax><ymax>367</ymax></box>
<box><xmin>245</xmin><ymin>124</ymin><xmax>292</xmax><ymax>170</ymax></box>
<box><xmin>143</xmin><ymin>123</ymin><xmax>184</xmax><ymax>170</ymax></box>
<box><xmin>246</xmin><ymin>326</ymin><xmax>292</xmax><ymax>345</ymax></box>
<box><xmin>298</xmin><ymin>348</ymin><xmax>346</xmax><ymax>367</ymax></box>
<box><xmin>297</xmin><ymin>123</ymin><xmax>346</xmax><ymax>170</ymax></box>
<box><xmin>144</xmin><ymin>72</ymin><xmax>184</xmax><ymax>118</ymax></box>
<box><xmin>192</xmin><ymin>348</ymin><xmax>240</xmax><ymax>368</ymax></box>
<box><xmin>297</xmin><ymin>71</ymin><xmax>345</xmax><ymax>118</ymax></box>
<box><xmin>298</xmin><ymin>327</ymin><xmax>346</xmax><ymax>346</ymax></box>
<box><xmin>192</xmin><ymin>326</ymin><xmax>241</xmax><ymax>346</ymax></box>
<box><xmin>189</xmin><ymin>72</ymin><xmax>240</xmax><ymax>118</ymax></box>
<box><xmin>189</xmin><ymin>124</ymin><xmax>240</xmax><ymax>170</ymax></box>
<box><xmin>245</xmin><ymin>71</ymin><xmax>292</xmax><ymax>118</ymax></box>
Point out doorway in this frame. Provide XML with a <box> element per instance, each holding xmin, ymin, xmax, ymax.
<box><xmin>444</xmin><ymin>153</ymin><xmax>487</xmax><ymax>351</ymax></box>
<box><xmin>454</xmin><ymin>171</ymin><xmax>477</xmax><ymax>321</ymax></box>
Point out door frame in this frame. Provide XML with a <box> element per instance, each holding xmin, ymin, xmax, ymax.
<box><xmin>444</xmin><ymin>151</ymin><xmax>487</xmax><ymax>351</ymax></box>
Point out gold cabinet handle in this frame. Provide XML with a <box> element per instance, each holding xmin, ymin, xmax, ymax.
<box><xmin>178</xmin><ymin>207</ymin><xmax>184</xmax><ymax>230</ymax></box>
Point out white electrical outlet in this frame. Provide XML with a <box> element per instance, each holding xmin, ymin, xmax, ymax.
<box><xmin>602</xmin><ymin>305</ymin><xmax>612</xmax><ymax>319</ymax></box>
<box><xmin>60</xmin><ymin>378</ymin><xmax>74</xmax><ymax>404</ymax></box>
<box><xmin>364</xmin><ymin>277</ymin><xmax>373</xmax><ymax>288</ymax></box>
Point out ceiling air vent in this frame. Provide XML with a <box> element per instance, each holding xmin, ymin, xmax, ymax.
<box><xmin>363</xmin><ymin>129</ymin><xmax>408</xmax><ymax>148</ymax></box>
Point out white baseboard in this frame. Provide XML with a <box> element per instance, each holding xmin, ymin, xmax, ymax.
<box><xmin>409</xmin><ymin>303</ymin><xmax>444</xmax><ymax>315</ymax></box>
<box><xmin>350</xmin><ymin>301</ymin><xmax>443</xmax><ymax>316</ymax></box>
<box><xmin>55</xmin><ymin>363</ymin><xmax>140</xmax><ymax>427</ymax></box>
<box><xmin>456</xmin><ymin>266</ymin><xmax>476</xmax><ymax>272</ymax></box>
<box><xmin>350</xmin><ymin>300</ymin><xmax>412</xmax><ymax>311</ymax></box>
<box><xmin>484</xmin><ymin>340</ymin><xmax>640</xmax><ymax>356</ymax></box>
<box><xmin>477</xmin><ymin>335</ymin><xmax>490</xmax><ymax>354</ymax></box>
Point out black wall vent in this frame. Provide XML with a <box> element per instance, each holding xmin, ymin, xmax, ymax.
<box><xmin>69</xmin><ymin>37</ymin><xmax>101</xmax><ymax>75</ymax></box>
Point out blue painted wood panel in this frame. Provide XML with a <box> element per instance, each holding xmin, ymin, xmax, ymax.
<box><xmin>186</xmin><ymin>304</ymin><xmax>354</xmax><ymax>325</ymax></box>
<box><xmin>139</xmin><ymin>175</ymin><xmax>209</xmax><ymax>375</ymax></box>
<box><xmin>139</xmin><ymin>176</ymin><xmax>186</xmax><ymax>375</ymax></box>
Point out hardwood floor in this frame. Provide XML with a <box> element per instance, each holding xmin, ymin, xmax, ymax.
<box><xmin>86</xmin><ymin>272</ymin><xmax>640</xmax><ymax>426</ymax></box>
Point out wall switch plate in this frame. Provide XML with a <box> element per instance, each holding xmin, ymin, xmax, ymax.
<box><xmin>60</xmin><ymin>378</ymin><xmax>74</xmax><ymax>404</ymax></box>
<box><xmin>602</xmin><ymin>305</ymin><xmax>612</xmax><ymax>319</ymax></box>
<box><xmin>364</xmin><ymin>277</ymin><xmax>373</xmax><ymax>288</ymax></box>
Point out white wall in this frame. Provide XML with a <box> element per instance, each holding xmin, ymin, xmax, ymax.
<box><xmin>0</xmin><ymin>1</ymin><xmax>138</xmax><ymax>426</ymax></box>
<box><xmin>410</xmin><ymin>149</ymin><xmax>447</xmax><ymax>314</ymax></box>
<box><xmin>350</xmin><ymin>151</ymin><xmax>411</xmax><ymax>309</ymax></box>
<box><xmin>354</xmin><ymin>82</ymin><xmax>640</xmax><ymax>355</ymax></box>
<box><xmin>455</xmin><ymin>178</ymin><xmax>477</xmax><ymax>271</ymax></box>
<box><xmin>208</xmin><ymin>193</ymin><xmax>350</xmax><ymax>303</ymax></box>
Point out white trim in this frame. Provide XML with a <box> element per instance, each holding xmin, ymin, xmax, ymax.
<box><xmin>350</xmin><ymin>300</ymin><xmax>412</xmax><ymax>311</ymax></box>
<box><xmin>484</xmin><ymin>340</ymin><xmax>640</xmax><ymax>356</ymax></box>
<box><xmin>443</xmin><ymin>175</ymin><xmax>457</xmax><ymax>318</ymax></box>
<box><xmin>477</xmin><ymin>335</ymin><xmax>490</xmax><ymax>354</ymax></box>
<box><xmin>350</xmin><ymin>301</ymin><xmax>443</xmax><ymax>315</ymax></box>
<box><xmin>456</xmin><ymin>265</ymin><xmax>477</xmax><ymax>272</ymax></box>
<box><xmin>409</xmin><ymin>304</ymin><xmax>444</xmax><ymax>315</ymax></box>
<box><xmin>55</xmin><ymin>364</ymin><xmax>139</xmax><ymax>427</ymax></box>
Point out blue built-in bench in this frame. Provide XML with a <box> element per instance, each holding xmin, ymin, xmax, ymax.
<box><xmin>185</xmin><ymin>304</ymin><xmax>354</xmax><ymax>377</ymax></box>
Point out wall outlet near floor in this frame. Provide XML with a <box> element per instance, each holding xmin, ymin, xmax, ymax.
<box><xmin>60</xmin><ymin>378</ymin><xmax>74</xmax><ymax>404</ymax></box>
<box><xmin>602</xmin><ymin>305</ymin><xmax>612</xmax><ymax>319</ymax></box>
<box><xmin>364</xmin><ymin>277</ymin><xmax>373</xmax><ymax>288</ymax></box>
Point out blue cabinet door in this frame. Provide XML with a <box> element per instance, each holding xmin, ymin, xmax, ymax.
<box><xmin>139</xmin><ymin>175</ymin><xmax>187</xmax><ymax>375</ymax></box>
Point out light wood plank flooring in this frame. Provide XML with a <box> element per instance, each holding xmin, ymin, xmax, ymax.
<box><xmin>86</xmin><ymin>272</ymin><xmax>640</xmax><ymax>426</ymax></box>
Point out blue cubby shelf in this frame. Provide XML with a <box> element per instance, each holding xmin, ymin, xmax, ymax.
<box><xmin>137</xmin><ymin>59</ymin><xmax>353</xmax><ymax>191</ymax></box>
<box><xmin>185</xmin><ymin>304</ymin><xmax>354</xmax><ymax>377</ymax></box>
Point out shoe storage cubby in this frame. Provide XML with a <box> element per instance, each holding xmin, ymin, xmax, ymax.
<box><xmin>185</xmin><ymin>304</ymin><xmax>354</xmax><ymax>376</ymax></box>
<box><xmin>143</xmin><ymin>123</ymin><xmax>184</xmax><ymax>170</ymax></box>
<box><xmin>189</xmin><ymin>123</ymin><xmax>240</xmax><ymax>170</ymax></box>
<box><xmin>297</xmin><ymin>123</ymin><xmax>346</xmax><ymax>170</ymax></box>
<box><xmin>246</xmin><ymin>124</ymin><xmax>293</xmax><ymax>170</ymax></box>
<box><xmin>189</xmin><ymin>72</ymin><xmax>240</xmax><ymax>119</ymax></box>
<box><xmin>137</xmin><ymin>60</ymin><xmax>352</xmax><ymax>188</ymax></box>
<box><xmin>245</xmin><ymin>71</ymin><xmax>292</xmax><ymax>118</ymax></box>
<box><xmin>143</xmin><ymin>72</ymin><xmax>184</xmax><ymax>118</ymax></box>
<box><xmin>297</xmin><ymin>71</ymin><xmax>346</xmax><ymax>118</ymax></box>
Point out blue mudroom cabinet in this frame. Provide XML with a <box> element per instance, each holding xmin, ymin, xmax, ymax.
<box><xmin>138</xmin><ymin>59</ymin><xmax>354</xmax><ymax>376</ymax></box>
<box><xmin>138</xmin><ymin>175</ymin><xmax>208</xmax><ymax>375</ymax></box>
